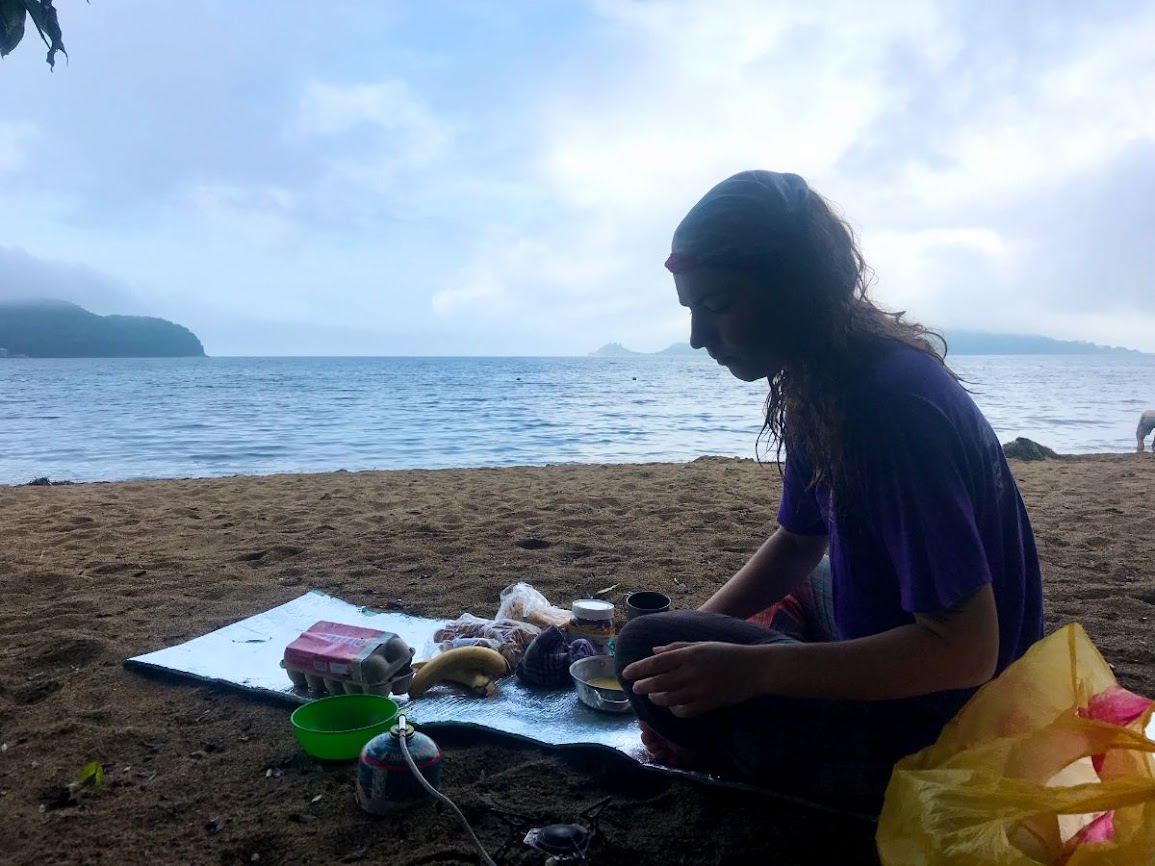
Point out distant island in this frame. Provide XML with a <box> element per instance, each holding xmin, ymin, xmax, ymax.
<box><xmin>943</xmin><ymin>331</ymin><xmax>1142</xmax><ymax>355</ymax></box>
<box><xmin>592</xmin><ymin>342</ymin><xmax>701</xmax><ymax>357</ymax></box>
<box><xmin>592</xmin><ymin>332</ymin><xmax>1144</xmax><ymax>358</ymax></box>
<box><xmin>0</xmin><ymin>300</ymin><xmax>205</xmax><ymax>358</ymax></box>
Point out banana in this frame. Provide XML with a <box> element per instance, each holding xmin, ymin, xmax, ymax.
<box><xmin>458</xmin><ymin>670</ymin><xmax>497</xmax><ymax>698</ymax></box>
<box><xmin>418</xmin><ymin>665</ymin><xmax>497</xmax><ymax>697</ymax></box>
<box><xmin>407</xmin><ymin>646</ymin><xmax>508</xmax><ymax>698</ymax></box>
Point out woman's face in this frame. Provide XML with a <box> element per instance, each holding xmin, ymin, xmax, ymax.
<box><xmin>675</xmin><ymin>269</ymin><xmax>791</xmax><ymax>382</ymax></box>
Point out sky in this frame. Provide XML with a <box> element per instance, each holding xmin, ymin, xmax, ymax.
<box><xmin>1</xmin><ymin>1</ymin><xmax>1154</xmax><ymax>356</ymax></box>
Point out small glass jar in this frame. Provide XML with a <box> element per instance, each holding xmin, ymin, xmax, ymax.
<box><xmin>566</xmin><ymin>599</ymin><xmax>616</xmax><ymax>654</ymax></box>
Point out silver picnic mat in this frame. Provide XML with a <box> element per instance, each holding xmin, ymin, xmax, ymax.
<box><xmin>125</xmin><ymin>590</ymin><xmax>649</xmax><ymax>757</ymax></box>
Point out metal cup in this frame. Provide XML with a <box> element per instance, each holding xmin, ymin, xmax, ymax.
<box><xmin>624</xmin><ymin>591</ymin><xmax>672</xmax><ymax>621</ymax></box>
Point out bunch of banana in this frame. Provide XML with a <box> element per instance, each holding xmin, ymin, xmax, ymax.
<box><xmin>407</xmin><ymin>646</ymin><xmax>509</xmax><ymax>698</ymax></box>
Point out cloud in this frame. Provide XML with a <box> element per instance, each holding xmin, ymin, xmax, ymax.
<box><xmin>432</xmin><ymin>271</ymin><xmax>508</xmax><ymax>317</ymax></box>
<box><xmin>0</xmin><ymin>245</ymin><xmax>148</xmax><ymax>314</ymax></box>
<box><xmin>295</xmin><ymin>80</ymin><xmax>451</xmax><ymax>152</ymax></box>
<box><xmin>188</xmin><ymin>184</ymin><xmax>302</xmax><ymax>249</ymax></box>
<box><xmin>0</xmin><ymin>121</ymin><xmax>39</xmax><ymax>173</ymax></box>
<box><xmin>2</xmin><ymin>1</ymin><xmax>1154</xmax><ymax>354</ymax></box>
<box><xmin>444</xmin><ymin>0</ymin><xmax>1155</xmax><ymax>350</ymax></box>
<box><xmin>1005</xmin><ymin>141</ymin><xmax>1155</xmax><ymax>315</ymax></box>
<box><xmin>428</xmin><ymin>0</ymin><xmax>955</xmax><ymax>345</ymax></box>
<box><xmin>292</xmin><ymin>79</ymin><xmax>455</xmax><ymax>207</ymax></box>
<box><xmin>846</xmin><ymin>5</ymin><xmax>1155</xmax><ymax>218</ymax></box>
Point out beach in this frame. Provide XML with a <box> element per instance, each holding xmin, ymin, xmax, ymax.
<box><xmin>3</xmin><ymin>455</ymin><xmax>1154</xmax><ymax>865</ymax></box>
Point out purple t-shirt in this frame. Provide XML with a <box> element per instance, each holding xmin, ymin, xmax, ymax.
<box><xmin>777</xmin><ymin>344</ymin><xmax>1043</xmax><ymax>730</ymax></box>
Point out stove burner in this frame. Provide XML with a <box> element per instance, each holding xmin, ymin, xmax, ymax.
<box><xmin>525</xmin><ymin>822</ymin><xmax>592</xmax><ymax>859</ymax></box>
<box><xmin>489</xmin><ymin>796</ymin><xmax>611</xmax><ymax>864</ymax></box>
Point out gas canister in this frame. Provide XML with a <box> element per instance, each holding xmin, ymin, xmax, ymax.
<box><xmin>355</xmin><ymin>717</ymin><xmax>443</xmax><ymax>814</ymax></box>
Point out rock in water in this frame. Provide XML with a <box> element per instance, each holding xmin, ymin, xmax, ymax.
<box><xmin>1002</xmin><ymin>438</ymin><xmax>1058</xmax><ymax>461</ymax></box>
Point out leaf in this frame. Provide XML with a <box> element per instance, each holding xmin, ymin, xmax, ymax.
<box><xmin>20</xmin><ymin>1</ymin><xmax>50</xmax><ymax>47</ymax></box>
<box><xmin>19</xmin><ymin>0</ymin><xmax>65</xmax><ymax>69</ymax></box>
<box><xmin>0</xmin><ymin>0</ymin><xmax>27</xmax><ymax>57</ymax></box>
<box><xmin>594</xmin><ymin>583</ymin><xmax>619</xmax><ymax>597</ymax></box>
<box><xmin>76</xmin><ymin>761</ymin><xmax>104</xmax><ymax>789</ymax></box>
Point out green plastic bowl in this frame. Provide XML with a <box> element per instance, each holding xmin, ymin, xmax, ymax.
<box><xmin>290</xmin><ymin>694</ymin><xmax>400</xmax><ymax>761</ymax></box>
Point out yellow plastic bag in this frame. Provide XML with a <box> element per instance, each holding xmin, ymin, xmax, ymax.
<box><xmin>878</xmin><ymin>623</ymin><xmax>1155</xmax><ymax>865</ymax></box>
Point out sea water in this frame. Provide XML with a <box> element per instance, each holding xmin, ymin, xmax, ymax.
<box><xmin>0</xmin><ymin>354</ymin><xmax>1152</xmax><ymax>485</ymax></box>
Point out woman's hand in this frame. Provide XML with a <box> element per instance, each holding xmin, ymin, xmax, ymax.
<box><xmin>622</xmin><ymin>583</ymin><xmax>1001</xmax><ymax>714</ymax></box>
<box><xmin>622</xmin><ymin>642</ymin><xmax>762</xmax><ymax>718</ymax></box>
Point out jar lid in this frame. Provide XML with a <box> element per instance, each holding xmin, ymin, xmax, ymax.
<box><xmin>572</xmin><ymin>599</ymin><xmax>614</xmax><ymax>621</ymax></box>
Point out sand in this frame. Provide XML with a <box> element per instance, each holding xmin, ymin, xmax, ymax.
<box><xmin>2</xmin><ymin>455</ymin><xmax>1154</xmax><ymax>865</ymax></box>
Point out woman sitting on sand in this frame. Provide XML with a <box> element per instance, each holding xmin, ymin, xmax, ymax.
<box><xmin>615</xmin><ymin>171</ymin><xmax>1044</xmax><ymax>813</ymax></box>
<box><xmin>1138</xmin><ymin>410</ymin><xmax>1155</xmax><ymax>452</ymax></box>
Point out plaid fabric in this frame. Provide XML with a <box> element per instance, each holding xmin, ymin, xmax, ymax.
<box><xmin>745</xmin><ymin>556</ymin><xmax>836</xmax><ymax>641</ymax></box>
<box><xmin>515</xmin><ymin>626</ymin><xmax>596</xmax><ymax>688</ymax></box>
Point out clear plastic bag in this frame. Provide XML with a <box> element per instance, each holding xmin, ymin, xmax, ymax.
<box><xmin>495</xmin><ymin>582</ymin><xmax>572</xmax><ymax>630</ymax></box>
<box><xmin>437</xmin><ymin>636</ymin><xmax>503</xmax><ymax>653</ymax></box>
<box><xmin>432</xmin><ymin>613</ymin><xmax>540</xmax><ymax>669</ymax></box>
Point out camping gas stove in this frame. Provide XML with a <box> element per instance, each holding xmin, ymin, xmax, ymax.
<box><xmin>490</xmin><ymin>797</ymin><xmax>611</xmax><ymax>864</ymax></box>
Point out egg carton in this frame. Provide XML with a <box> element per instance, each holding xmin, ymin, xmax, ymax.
<box><xmin>282</xmin><ymin>620</ymin><xmax>414</xmax><ymax>697</ymax></box>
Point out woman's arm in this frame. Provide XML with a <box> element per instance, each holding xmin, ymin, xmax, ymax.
<box><xmin>625</xmin><ymin>583</ymin><xmax>999</xmax><ymax>716</ymax></box>
<box><xmin>746</xmin><ymin>582</ymin><xmax>999</xmax><ymax>700</ymax></box>
<box><xmin>699</xmin><ymin>527</ymin><xmax>828</xmax><ymax>619</ymax></box>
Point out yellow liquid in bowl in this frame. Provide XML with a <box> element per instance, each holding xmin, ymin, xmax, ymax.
<box><xmin>586</xmin><ymin>676</ymin><xmax>624</xmax><ymax>692</ymax></box>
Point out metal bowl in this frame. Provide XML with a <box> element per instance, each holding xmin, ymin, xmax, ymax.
<box><xmin>569</xmin><ymin>655</ymin><xmax>633</xmax><ymax>714</ymax></box>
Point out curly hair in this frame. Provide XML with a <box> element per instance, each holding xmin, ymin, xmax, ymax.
<box><xmin>753</xmin><ymin>188</ymin><xmax>955</xmax><ymax>499</ymax></box>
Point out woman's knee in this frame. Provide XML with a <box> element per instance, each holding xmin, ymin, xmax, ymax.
<box><xmin>614</xmin><ymin>612</ymin><xmax>683</xmax><ymax>668</ymax></box>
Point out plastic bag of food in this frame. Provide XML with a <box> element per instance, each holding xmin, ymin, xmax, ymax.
<box><xmin>432</xmin><ymin>613</ymin><xmax>540</xmax><ymax>669</ymax></box>
<box><xmin>877</xmin><ymin>623</ymin><xmax>1155</xmax><ymax>865</ymax></box>
<box><xmin>437</xmin><ymin>636</ymin><xmax>503</xmax><ymax>653</ymax></box>
<box><xmin>496</xmin><ymin>582</ymin><xmax>572</xmax><ymax>630</ymax></box>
